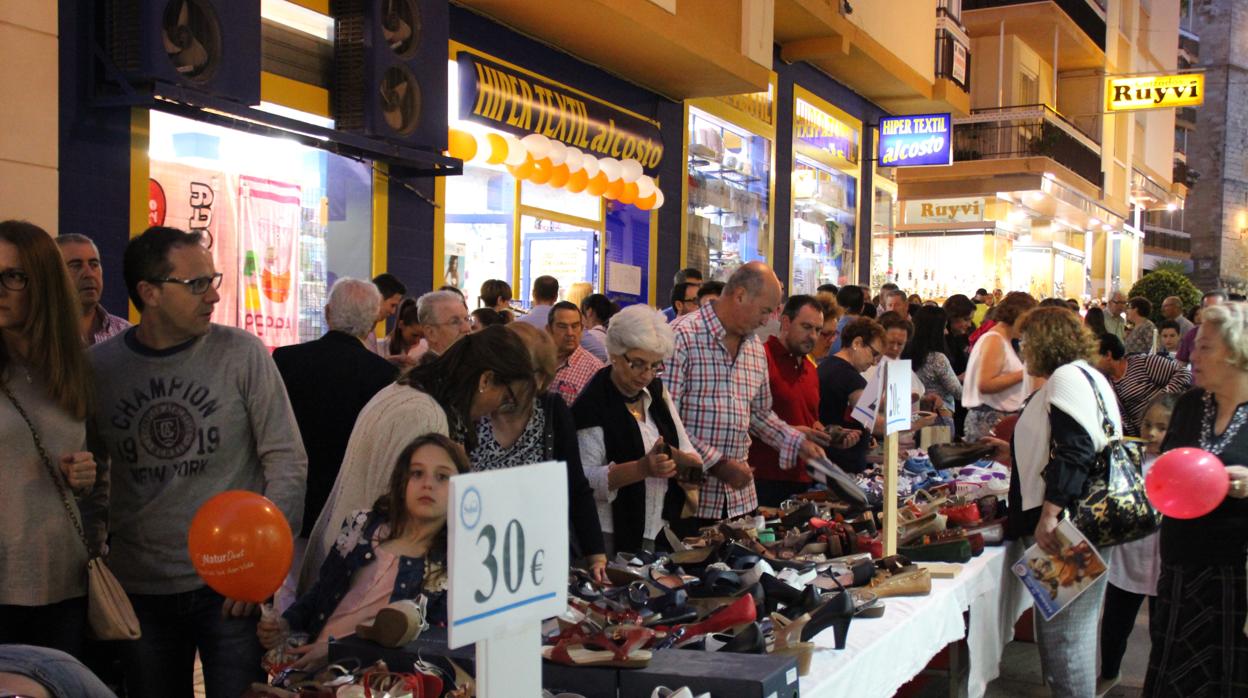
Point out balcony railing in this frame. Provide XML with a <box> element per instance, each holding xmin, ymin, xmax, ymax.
<box><xmin>952</xmin><ymin>105</ymin><xmax>1102</xmax><ymax>188</ymax></box>
<box><xmin>935</xmin><ymin>29</ymin><xmax>971</xmax><ymax>90</ymax></box>
<box><xmin>962</xmin><ymin>0</ymin><xmax>1107</xmax><ymax>49</ymax></box>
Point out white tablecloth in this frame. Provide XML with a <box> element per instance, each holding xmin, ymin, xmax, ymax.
<box><xmin>799</xmin><ymin>544</ymin><xmax>1032</xmax><ymax>698</ymax></box>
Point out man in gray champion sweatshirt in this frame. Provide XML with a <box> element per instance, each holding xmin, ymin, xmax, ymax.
<box><xmin>91</xmin><ymin>226</ymin><xmax>306</xmax><ymax>698</ymax></box>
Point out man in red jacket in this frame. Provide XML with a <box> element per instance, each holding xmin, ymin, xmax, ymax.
<box><xmin>751</xmin><ymin>295</ymin><xmax>860</xmax><ymax>506</ymax></box>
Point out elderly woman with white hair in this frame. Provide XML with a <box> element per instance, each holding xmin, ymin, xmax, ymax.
<box><xmin>1144</xmin><ymin>302</ymin><xmax>1248</xmax><ymax>696</ymax></box>
<box><xmin>571</xmin><ymin>304</ymin><xmax>702</xmax><ymax>554</ymax></box>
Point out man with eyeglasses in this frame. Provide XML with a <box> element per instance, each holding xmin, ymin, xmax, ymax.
<box><xmin>416</xmin><ymin>289</ymin><xmax>471</xmax><ymax>359</ymax></box>
<box><xmin>55</xmin><ymin>233</ymin><xmax>131</xmax><ymax>345</ymax></box>
<box><xmin>669</xmin><ymin>281</ymin><xmax>701</xmax><ymax>321</ymax></box>
<box><xmin>90</xmin><ymin>226</ymin><xmax>306</xmax><ymax>698</ymax></box>
<box><xmin>750</xmin><ymin>295</ymin><xmax>861</xmax><ymax>506</ymax></box>
<box><xmin>1104</xmin><ymin>291</ymin><xmax>1128</xmax><ymax>341</ymax></box>
<box><xmin>547</xmin><ymin>301</ymin><xmax>604</xmax><ymax>406</ymax></box>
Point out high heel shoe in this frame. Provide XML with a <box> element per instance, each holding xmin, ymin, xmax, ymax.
<box><xmin>659</xmin><ymin>593</ymin><xmax>756</xmax><ymax>649</ymax></box>
<box><xmin>768</xmin><ymin>612</ymin><xmax>815</xmax><ymax>676</ymax></box>
<box><xmin>710</xmin><ymin>621</ymin><xmax>765</xmax><ymax>654</ymax></box>
<box><xmin>800</xmin><ymin>591</ymin><xmax>853</xmax><ymax>648</ymax></box>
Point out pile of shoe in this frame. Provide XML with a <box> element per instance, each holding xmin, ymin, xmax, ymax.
<box><xmin>894</xmin><ymin>486</ymin><xmax>1008</xmax><ymax>562</ymax></box>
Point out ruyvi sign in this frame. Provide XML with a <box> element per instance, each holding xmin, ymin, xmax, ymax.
<box><xmin>1106</xmin><ymin>73</ymin><xmax>1204</xmax><ymax>112</ymax></box>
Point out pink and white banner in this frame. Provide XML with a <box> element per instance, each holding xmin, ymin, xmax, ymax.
<box><xmin>237</xmin><ymin>175</ymin><xmax>301</xmax><ymax>350</ymax></box>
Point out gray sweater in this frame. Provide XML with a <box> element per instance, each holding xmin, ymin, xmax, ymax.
<box><xmin>91</xmin><ymin>326</ymin><xmax>307</xmax><ymax>594</ymax></box>
<box><xmin>0</xmin><ymin>365</ymin><xmax>106</xmax><ymax>605</ymax></box>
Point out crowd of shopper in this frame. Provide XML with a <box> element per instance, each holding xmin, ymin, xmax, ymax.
<box><xmin>3</xmin><ymin>217</ymin><xmax>1248</xmax><ymax>698</ymax></box>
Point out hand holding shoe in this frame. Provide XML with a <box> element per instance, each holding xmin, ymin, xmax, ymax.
<box><xmin>711</xmin><ymin>458</ymin><xmax>753</xmax><ymax>490</ymax></box>
<box><xmin>640</xmin><ymin>439</ymin><xmax>677</xmax><ymax>479</ymax></box>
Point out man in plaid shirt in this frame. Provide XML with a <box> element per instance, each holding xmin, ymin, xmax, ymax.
<box><xmin>548</xmin><ymin>301</ymin><xmax>605</xmax><ymax>406</ymax></box>
<box><xmin>665</xmin><ymin>262</ymin><xmax>826</xmax><ymax>521</ymax></box>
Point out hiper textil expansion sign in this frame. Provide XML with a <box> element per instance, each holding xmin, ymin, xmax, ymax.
<box><xmin>1106</xmin><ymin>73</ymin><xmax>1204</xmax><ymax>112</ymax></box>
<box><xmin>878</xmin><ymin>113</ymin><xmax>952</xmax><ymax>167</ymax></box>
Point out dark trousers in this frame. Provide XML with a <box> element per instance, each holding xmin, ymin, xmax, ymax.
<box><xmin>0</xmin><ymin>596</ymin><xmax>88</xmax><ymax>661</ymax></box>
<box><xmin>118</xmin><ymin>587</ymin><xmax>264</xmax><ymax>698</ymax></box>
<box><xmin>754</xmin><ymin>480</ymin><xmax>811</xmax><ymax>509</ymax></box>
<box><xmin>1100</xmin><ymin>581</ymin><xmax>1155</xmax><ymax>680</ymax></box>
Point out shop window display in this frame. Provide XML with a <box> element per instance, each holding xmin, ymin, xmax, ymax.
<box><xmin>147</xmin><ymin>111</ymin><xmax>373</xmax><ymax>349</ymax></box>
<box><xmin>445</xmin><ymin>166</ymin><xmax>516</xmax><ymax>307</ymax></box>
<box><xmin>686</xmin><ymin>107</ymin><xmax>772</xmax><ymax>280</ymax></box>
<box><xmin>873</xmin><ymin>233</ymin><xmax>1011</xmax><ymax>300</ymax></box>
<box><xmin>791</xmin><ymin>159</ymin><xmax>856</xmax><ymax>293</ymax></box>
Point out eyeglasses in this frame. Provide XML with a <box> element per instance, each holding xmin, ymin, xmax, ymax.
<box><xmin>818</xmin><ymin>329</ymin><xmax>837</xmax><ymax>339</ymax></box>
<box><xmin>622</xmin><ymin>352</ymin><xmax>665</xmax><ymax>376</ymax></box>
<box><xmin>433</xmin><ymin>315</ymin><xmax>471</xmax><ymax>328</ymax></box>
<box><xmin>866</xmin><ymin>344</ymin><xmax>883</xmax><ymax>360</ymax></box>
<box><xmin>0</xmin><ymin>269</ymin><xmax>29</xmax><ymax>292</ymax></box>
<box><xmin>149</xmin><ymin>272</ymin><xmax>223</xmax><ymax>295</ymax></box>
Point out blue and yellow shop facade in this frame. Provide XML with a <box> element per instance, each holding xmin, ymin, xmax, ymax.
<box><xmin>58</xmin><ymin>1</ymin><xmax>887</xmax><ymax>351</ymax></box>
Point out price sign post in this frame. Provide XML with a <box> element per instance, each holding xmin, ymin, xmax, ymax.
<box><xmin>882</xmin><ymin>359</ymin><xmax>912</xmax><ymax>557</ymax></box>
<box><xmin>447</xmin><ymin>461</ymin><xmax>568</xmax><ymax>697</ymax></box>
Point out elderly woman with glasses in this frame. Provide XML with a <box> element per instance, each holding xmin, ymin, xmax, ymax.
<box><xmin>571</xmin><ymin>305</ymin><xmax>702</xmax><ymax>555</ymax></box>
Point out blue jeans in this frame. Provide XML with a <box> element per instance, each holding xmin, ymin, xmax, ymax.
<box><xmin>0</xmin><ymin>644</ymin><xmax>117</xmax><ymax>697</ymax></box>
<box><xmin>118</xmin><ymin>587</ymin><xmax>264</xmax><ymax>698</ymax></box>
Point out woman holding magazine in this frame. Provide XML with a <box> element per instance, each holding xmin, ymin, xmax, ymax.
<box><xmin>993</xmin><ymin>306</ymin><xmax>1121</xmax><ymax>697</ymax></box>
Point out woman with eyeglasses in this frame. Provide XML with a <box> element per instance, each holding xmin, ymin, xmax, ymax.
<box><xmin>300</xmin><ymin>325</ymin><xmax>538</xmax><ymax>593</ymax></box>
<box><xmin>0</xmin><ymin>220</ymin><xmax>102</xmax><ymax>659</ymax></box>
<box><xmin>569</xmin><ymin>305</ymin><xmax>702</xmax><ymax>555</ymax></box>
<box><xmin>817</xmin><ymin>317</ymin><xmax>886</xmax><ymax>474</ymax></box>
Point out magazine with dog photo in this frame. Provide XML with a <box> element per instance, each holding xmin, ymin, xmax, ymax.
<box><xmin>1011</xmin><ymin>519</ymin><xmax>1108</xmax><ymax>621</ymax></box>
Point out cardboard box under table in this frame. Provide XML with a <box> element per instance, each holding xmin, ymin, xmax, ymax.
<box><xmin>618</xmin><ymin>649</ymin><xmax>800</xmax><ymax>698</ymax></box>
<box><xmin>329</xmin><ymin>627</ymin><xmax>619</xmax><ymax>698</ymax></box>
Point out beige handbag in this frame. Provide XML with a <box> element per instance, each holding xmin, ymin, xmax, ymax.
<box><xmin>2</xmin><ymin>380</ymin><xmax>142</xmax><ymax>640</ymax></box>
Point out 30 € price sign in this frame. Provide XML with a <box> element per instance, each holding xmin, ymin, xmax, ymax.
<box><xmin>447</xmin><ymin>460</ymin><xmax>569</xmax><ymax>648</ymax></box>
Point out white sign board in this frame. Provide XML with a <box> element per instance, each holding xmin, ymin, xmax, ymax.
<box><xmin>884</xmin><ymin>359</ymin><xmax>913</xmax><ymax>436</ymax></box>
<box><xmin>903</xmin><ymin>197</ymin><xmax>986</xmax><ymax>225</ymax></box>
<box><xmin>851</xmin><ymin>367</ymin><xmax>881</xmax><ymax>430</ymax></box>
<box><xmin>607</xmin><ymin>261</ymin><xmax>642</xmax><ymax>296</ymax></box>
<box><xmin>448</xmin><ymin>460</ymin><xmax>568</xmax><ymax>649</ymax></box>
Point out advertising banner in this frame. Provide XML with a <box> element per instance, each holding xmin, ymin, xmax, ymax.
<box><xmin>237</xmin><ymin>175</ymin><xmax>301</xmax><ymax>350</ymax></box>
<box><xmin>148</xmin><ymin>160</ymin><xmax>240</xmax><ymax>330</ymax></box>
<box><xmin>1106</xmin><ymin>73</ymin><xmax>1204</xmax><ymax>112</ymax></box>
<box><xmin>878</xmin><ymin>114</ymin><xmax>952</xmax><ymax>167</ymax></box>
<box><xmin>456</xmin><ymin>51</ymin><xmax>664</xmax><ymax>174</ymax></box>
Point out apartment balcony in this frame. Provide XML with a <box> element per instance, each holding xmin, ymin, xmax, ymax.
<box><xmin>952</xmin><ymin>105</ymin><xmax>1102</xmax><ymax>188</ymax></box>
<box><xmin>1143</xmin><ymin>225</ymin><xmax>1192</xmax><ymax>257</ymax></box>
<box><xmin>962</xmin><ymin>0</ymin><xmax>1105</xmax><ymax>71</ymax></box>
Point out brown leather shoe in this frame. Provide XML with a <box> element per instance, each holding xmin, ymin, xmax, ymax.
<box><xmin>866</xmin><ymin>569</ymin><xmax>932</xmax><ymax>598</ymax></box>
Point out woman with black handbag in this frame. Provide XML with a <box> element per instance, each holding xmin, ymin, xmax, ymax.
<box><xmin>1145</xmin><ymin>302</ymin><xmax>1248</xmax><ymax>697</ymax></box>
<box><xmin>1005</xmin><ymin>306</ymin><xmax>1125</xmax><ymax>697</ymax></box>
<box><xmin>0</xmin><ymin>220</ymin><xmax>105</xmax><ymax>658</ymax></box>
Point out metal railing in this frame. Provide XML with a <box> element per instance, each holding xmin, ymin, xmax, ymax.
<box><xmin>935</xmin><ymin>30</ymin><xmax>971</xmax><ymax>90</ymax></box>
<box><xmin>962</xmin><ymin>0</ymin><xmax>1106</xmax><ymax>49</ymax></box>
<box><xmin>952</xmin><ymin>105</ymin><xmax>1102</xmax><ymax>187</ymax></box>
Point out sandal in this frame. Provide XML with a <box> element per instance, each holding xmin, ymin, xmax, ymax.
<box><xmin>355</xmin><ymin>598</ymin><xmax>428</xmax><ymax>648</ymax></box>
<box><xmin>542</xmin><ymin>626</ymin><xmax>655</xmax><ymax>668</ymax></box>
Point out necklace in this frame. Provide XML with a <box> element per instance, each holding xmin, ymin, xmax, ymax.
<box><xmin>624</xmin><ymin>393</ymin><xmax>646</xmax><ymax>421</ymax></box>
<box><xmin>1199</xmin><ymin>391</ymin><xmax>1248</xmax><ymax>456</ymax></box>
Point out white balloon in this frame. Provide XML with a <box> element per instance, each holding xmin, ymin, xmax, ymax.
<box><xmin>620</xmin><ymin>159</ymin><xmax>643</xmax><ymax>183</ymax></box>
<box><xmin>521</xmin><ymin>133</ymin><xmax>552</xmax><ymax>159</ymax></box>
<box><xmin>653</xmin><ymin>189</ymin><xmax>665</xmax><ymax>209</ymax></box>
<box><xmin>599</xmin><ymin>157</ymin><xmax>622</xmax><ymax>182</ymax></box>
<box><xmin>582</xmin><ymin>153</ymin><xmax>600</xmax><ymax>178</ymax></box>
<box><xmin>546</xmin><ymin>140</ymin><xmax>568</xmax><ymax>166</ymax></box>
<box><xmin>502</xmin><ymin>133</ymin><xmax>527</xmax><ymax>166</ymax></box>
<box><xmin>635</xmin><ymin>175</ymin><xmax>656</xmax><ymax>199</ymax></box>
<box><xmin>470</xmin><ymin>132</ymin><xmax>493</xmax><ymax>163</ymax></box>
<box><xmin>564</xmin><ymin>148</ymin><xmax>584</xmax><ymax>173</ymax></box>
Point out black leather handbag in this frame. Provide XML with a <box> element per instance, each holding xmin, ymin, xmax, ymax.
<box><xmin>1060</xmin><ymin>368</ymin><xmax>1162</xmax><ymax>547</ymax></box>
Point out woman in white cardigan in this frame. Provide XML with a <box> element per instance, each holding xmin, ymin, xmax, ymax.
<box><xmin>1005</xmin><ymin>306</ymin><xmax>1122</xmax><ymax>698</ymax></box>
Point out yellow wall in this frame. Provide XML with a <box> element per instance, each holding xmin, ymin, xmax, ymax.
<box><xmin>0</xmin><ymin>3</ymin><xmax>58</xmax><ymax>230</ymax></box>
<box><xmin>847</xmin><ymin>0</ymin><xmax>936</xmax><ymax>83</ymax></box>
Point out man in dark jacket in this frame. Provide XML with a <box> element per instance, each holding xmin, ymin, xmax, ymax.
<box><xmin>273</xmin><ymin>277</ymin><xmax>397</xmax><ymax>539</ymax></box>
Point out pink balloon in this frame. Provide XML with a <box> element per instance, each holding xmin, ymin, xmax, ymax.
<box><xmin>1145</xmin><ymin>447</ymin><xmax>1229</xmax><ymax>519</ymax></box>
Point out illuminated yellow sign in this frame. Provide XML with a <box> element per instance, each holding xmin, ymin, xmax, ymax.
<box><xmin>1106</xmin><ymin>73</ymin><xmax>1204</xmax><ymax>112</ymax></box>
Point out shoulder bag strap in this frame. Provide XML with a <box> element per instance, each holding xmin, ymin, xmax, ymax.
<box><xmin>1074</xmin><ymin>366</ymin><xmax>1117</xmax><ymax>442</ymax></box>
<box><xmin>0</xmin><ymin>378</ymin><xmax>91</xmax><ymax>552</ymax></box>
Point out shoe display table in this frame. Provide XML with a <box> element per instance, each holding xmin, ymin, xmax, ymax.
<box><xmin>799</xmin><ymin>543</ymin><xmax>1031</xmax><ymax>698</ymax></box>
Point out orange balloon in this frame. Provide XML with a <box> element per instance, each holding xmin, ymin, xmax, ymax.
<box><xmin>548</xmin><ymin>163</ymin><xmax>570</xmax><ymax>188</ymax></box>
<box><xmin>447</xmin><ymin>129</ymin><xmax>477</xmax><ymax>161</ymax></box>
<box><xmin>604</xmin><ymin>178</ymin><xmax>625</xmax><ymax>200</ymax></box>
<box><xmin>566</xmin><ymin>168</ymin><xmax>590</xmax><ymax>194</ymax></box>
<box><xmin>619</xmin><ymin>181</ymin><xmax>639</xmax><ymax>205</ymax></box>
<box><xmin>485</xmin><ymin>133</ymin><xmax>509</xmax><ymax>164</ymax></box>
<box><xmin>188</xmin><ymin>491</ymin><xmax>293</xmax><ymax>604</ymax></box>
<box><xmin>530</xmin><ymin>158</ymin><xmax>554</xmax><ymax>185</ymax></box>
<box><xmin>635</xmin><ymin>192</ymin><xmax>658</xmax><ymax>210</ymax></box>
<box><xmin>508</xmin><ymin>155</ymin><xmax>535</xmax><ymax>181</ymax></box>
<box><xmin>586</xmin><ymin>172</ymin><xmax>610</xmax><ymax>196</ymax></box>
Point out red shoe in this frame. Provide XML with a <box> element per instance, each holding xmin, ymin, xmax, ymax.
<box><xmin>659</xmin><ymin>593</ymin><xmax>756</xmax><ymax>648</ymax></box>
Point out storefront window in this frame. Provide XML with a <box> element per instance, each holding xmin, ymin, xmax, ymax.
<box><xmin>147</xmin><ymin>110</ymin><xmax>373</xmax><ymax>349</ymax></box>
<box><xmin>686</xmin><ymin>107</ymin><xmax>772</xmax><ymax>280</ymax></box>
<box><xmin>791</xmin><ymin>158</ymin><xmax>855</xmax><ymax>292</ymax></box>
<box><xmin>870</xmin><ymin>187</ymin><xmax>898</xmax><ymax>289</ymax></box>
<box><xmin>446</xmin><ymin>166</ymin><xmax>515</xmax><ymax>306</ymax></box>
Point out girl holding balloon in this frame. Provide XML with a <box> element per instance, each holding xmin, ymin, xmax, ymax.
<box><xmin>1144</xmin><ymin>302</ymin><xmax>1248</xmax><ymax>697</ymax></box>
<box><xmin>258</xmin><ymin>434</ymin><xmax>469</xmax><ymax>669</ymax></box>
<box><xmin>1098</xmin><ymin>391</ymin><xmax>1175</xmax><ymax>694</ymax></box>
